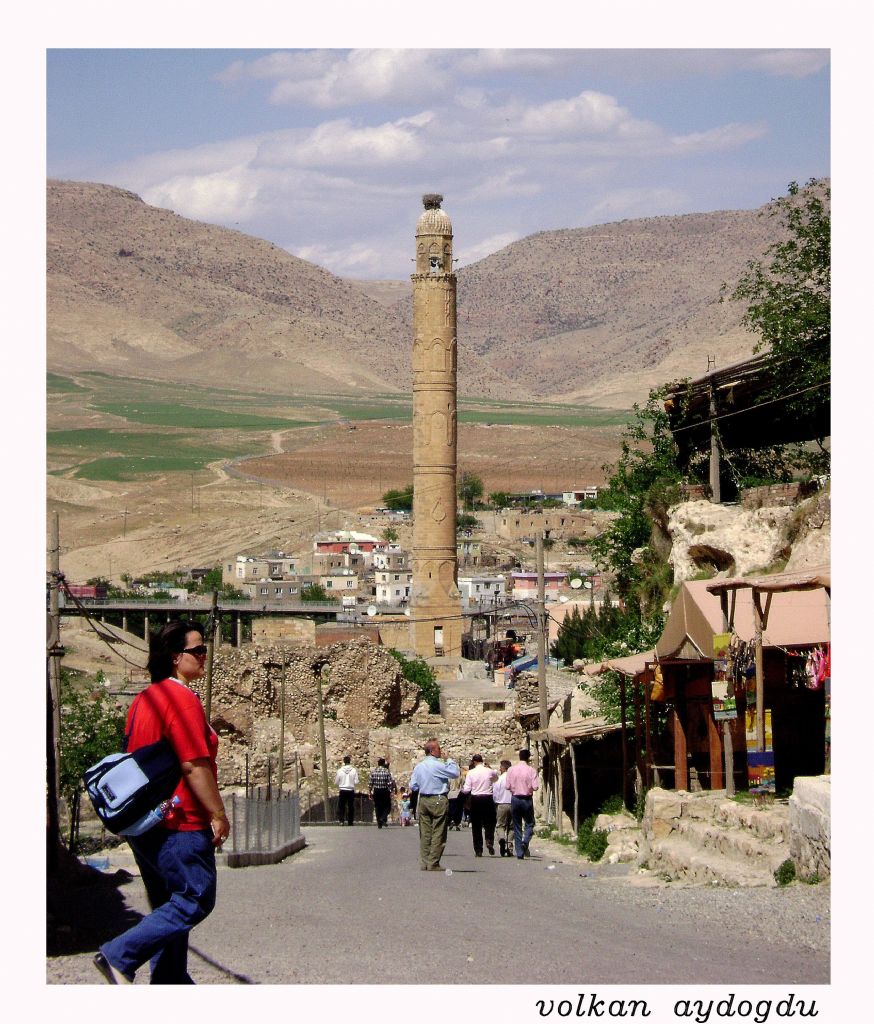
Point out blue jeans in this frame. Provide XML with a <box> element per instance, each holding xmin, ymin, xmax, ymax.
<box><xmin>101</xmin><ymin>828</ymin><xmax>217</xmax><ymax>984</ymax></box>
<box><xmin>510</xmin><ymin>795</ymin><xmax>535</xmax><ymax>858</ymax></box>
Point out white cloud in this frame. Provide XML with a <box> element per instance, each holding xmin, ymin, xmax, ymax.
<box><xmin>142</xmin><ymin>168</ymin><xmax>261</xmax><ymax>223</ymax></box>
<box><xmin>293</xmin><ymin>240</ymin><xmax>391</xmax><ymax>279</ymax></box>
<box><xmin>744</xmin><ymin>50</ymin><xmax>830</xmax><ymax>78</ymax></box>
<box><xmin>456</xmin><ymin>231</ymin><xmax>520</xmax><ymax>266</ymax></box>
<box><xmin>668</xmin><ymin>122</ymin><xmax>769</xmax><ymax>155</ymax></box>
<box><xmin>514</xmin><ymin>90</ymin><xmax>634</xmax><ymax>136</ymax></box>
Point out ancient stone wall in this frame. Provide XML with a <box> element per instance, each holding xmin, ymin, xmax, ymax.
<box><xmin>788</xmin><ymin>775</ymin><xmax>830</xmax><ymax>880</ymax></box>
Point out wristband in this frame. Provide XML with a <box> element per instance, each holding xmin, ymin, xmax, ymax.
<box><xmin>211</xmin><ymin>810</ymin><xmax>228</xmax><ymax>822</ymax></box>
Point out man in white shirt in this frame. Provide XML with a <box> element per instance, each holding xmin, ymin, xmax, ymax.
<box><xmin>335</xmin><ymin>755</ymin><xmax>359</xmax><ymax>826</ymax></box>
<box><xmin>461</xmin><ymin>754</ymin><xmax>498</xmax><ymax>856</ymax></box>
<box><xmin>491</xmin><ymin>759</ymin><xmax>513</xmax><ymax>856</ymax></box>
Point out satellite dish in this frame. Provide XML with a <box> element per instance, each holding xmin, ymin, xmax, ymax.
<box><xmin>349</xmin><ymin>543</ymin><xmax>359</xmax><ymax>553</ymax></box>
<box><xmin>570</xmin><ymin>578</ymin><xmax>583</xmax><ymax>590</ymax></box>
<box><xmin>559</xmin><ymin>595</ymin><xmax>569</xmax><ymax>604</ymax></box>
<box><xmin>366</xmin><ymin>605</ymin><xmax>377</xmax><ymax>617</ymax></box>
<box><xmin>584</xmin><ymin>581</ymin><xmax>593</xmax><ymax>590</ymax></box>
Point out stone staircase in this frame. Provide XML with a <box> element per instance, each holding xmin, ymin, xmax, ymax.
<box><xmin>638</xmin><ymin>788</ymin><xmax>791</xmax><ymax>887</ymax></box>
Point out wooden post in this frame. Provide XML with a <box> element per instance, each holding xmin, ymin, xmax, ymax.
<box><xmin>709</xmin><ymin>382</ymin><xmax>721</xmax><ymax>503</ymax></box>
<box><xmin>316</xmin><ymin>666</ymin><xmax>331</xmax><ymax>823</ymax></box>
<box><xmin>536</xmin><ymin>534</ymin><xmax>548</xmax><ymax>731</ymax></box>
<box><xmin>707</xmin><ymin>703</ymin><xmax>723</xmax><ymax>790</ymax></box>
<box><xmin>723</xmin><ymin>721</ymin><xmax>735</xmax><ymax>797</ymax></box>
<box><xmin>619</xmin><ymin>673</ymin><xmax>629</xmax><ymax>808</ymax></box>
<box><xmin>570</xmin><ymin>741</ymin><xmax>579</xmax><ymax>834</ymax></box>
<box><xmin>556</xmin><ymin>745</ymin><xmax>564</xmax><ymax>836</ymax></box>
<box><xmin>673</xmin><ymin>705</ymin><xmax>688</xmax><ymax>791</ymax></box>
<box><xmin>643</xmin><ymin>667</ymin><xmax>653</xmax><ymax>789</ymax></box>
<box><xmin>633</xmin><ymin>672</ymin><xmax>643</xmax><ymax>786</ymax></box>
<box><xmin>752</xmin><ymin>591</ymin><xmax>772</xmax><ymax>752</ymax></box>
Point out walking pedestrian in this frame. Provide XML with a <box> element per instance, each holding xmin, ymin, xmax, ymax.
<box><xmin>368</xmin><ymin>757</ymin><xmax>396</xmax><ymax>828</ymax></box>
<box><xmin>461</xmin><ymin>754</ymin><xmax>498</xmax><ymax>856</ymax></box>
<box><xmin>409</xmin><ymin>738</ymin><xmax>459</xmax><ymax>870</ymax></box>
<box><xmin>504</xmin><ymin>749</ymin><xmax>540</xmax><ymax>859</ymax></box>
<box><xmin>447</xmin><ymin>771</ymin><xmax>464</xmax><ymax>831</ymax></box>
<box><xmin>335</xmin><ymin>755</ymin><xmax>359</xmax><ymax>826</ymax></box>
<box><xmin>492</xmin><ymin>759</ymin><xmax>513</xmax><ymax>856</ymax></box>
<box><xmin>94</xmin><ymin>620</ymin><xmax>229</xmax><ymax>984</ymax></box>
<box><xmin>399</xmin><ymin>790</ymin><xmax>412</xmax><ymax>826</ymax></box>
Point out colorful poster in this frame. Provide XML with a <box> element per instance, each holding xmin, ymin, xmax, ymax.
<box><xmin>745</xmin><ymin>707</ymin><xmax>772</xmax><ymax>749</ymax></box>
<box><xmin>747</xmin><ymin>751</ymin><xmax>776</xmax><ymax>793</ymax></box>
<box><xmin>711</xmin><ymin>633</ymin><xmax>737</xmax><ymax>719</ymax></box>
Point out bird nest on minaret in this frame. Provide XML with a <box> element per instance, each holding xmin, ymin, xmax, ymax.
<box><xmin>422</xmin><ymin>193</ymin><xmax>444</xmax><ymax>209</ymax></box>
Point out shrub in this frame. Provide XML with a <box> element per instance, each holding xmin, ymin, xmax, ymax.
<box><xmin>774</xmin><ymin>859</ymin><xmax>796</xmax><ymax>886</ymax></box>
<box><xmin>388</xmin><ymin>649</ymin><xmax>441</xmax><ymax>714</ymax></box>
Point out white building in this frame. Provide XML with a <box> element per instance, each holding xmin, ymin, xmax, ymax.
<box><xmin>458</xmin><ymin>575</ymin><xmax>508</xmax><ymax>609</ymax></box>
<box><xmin>375</xmin><ymin>568</ymin><xmax>413</xmax><ymax>607</ymax></box>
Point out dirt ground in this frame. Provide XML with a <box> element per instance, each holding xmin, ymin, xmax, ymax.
<box><xmin>47</xmin><ymin>419</ymin><xmax>624</xmax><ymax>587</ymax></box>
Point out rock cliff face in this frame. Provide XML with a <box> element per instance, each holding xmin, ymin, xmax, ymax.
<box><xmin>666</xmin><ymin>488</ymin><xmax>830</xmax><ymax>584</ymax></box>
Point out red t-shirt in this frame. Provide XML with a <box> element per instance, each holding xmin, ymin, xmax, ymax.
<box><xmin>126</xmin><ymin>678</ymin><xmax>219</xmax><ymax>831</ymax></box>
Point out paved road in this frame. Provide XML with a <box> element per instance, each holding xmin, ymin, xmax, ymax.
<box><xmin>48</xmin><ymin>823</ymin><xmax>828</xmax><ymax>985</ymax></box>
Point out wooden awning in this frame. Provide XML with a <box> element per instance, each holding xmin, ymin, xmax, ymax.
<box><xmin>583</xmin><ymin>649</ymin><xmax>655</xmax><ymax>678</ymax></box>
<box><xmin>706</xmin><ymin>565</ymin><xmax>830</xmax><ymax>595</ymax></box>
<box><xmin>530</xmin><ymin>721</ymin><xmax>622</xmax><ymax>745</ymax></box>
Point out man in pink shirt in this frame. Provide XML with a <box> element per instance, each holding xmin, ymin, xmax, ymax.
<box><xmin>503</xmin><ymin>749</ymin><xmax>540</xmax><ymax>859</ymax></box>
<box><xmin>461</xmin><ymin>754</ymin><xmax>498</xmax><ymax>857</ymax></box>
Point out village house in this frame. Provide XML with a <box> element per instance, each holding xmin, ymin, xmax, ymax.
<box><xmin>511</xmin><ymin>570</ymin><xmax>567</xmax><ymax>602</ymax></box>
<box><xmin>458</xmin><ymin>574</ymin><xmax>508</xmax><ymax>609</ymax></box>
<box><xmin>375</xmin><ymin>566</ymin><xmax>413</xmax><ymax>607</ymax></box>
<box><xmin>477</xmin><ymin>508</ymin><xmax>593</xmax><ymax>543</ymax></box>
<box><xmin>222</xmin><ymin>552</ymin><xmax>300</xmax><ymax>587</ymax></box>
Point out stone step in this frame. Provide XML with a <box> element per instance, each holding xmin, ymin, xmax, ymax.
<box><xmin>674</xmin><ymin>818</ymin><xmax>788</xmax><ymax>871</ymax></box>
<box><xmin>710</xmin><ymin>799</ymin><xmax>791</xmax><ymax>843</ymax></box>
<box><xmin>647</xmin><ymin>836</ymin><xmax>778</xmax><ymax>887</ymax></box>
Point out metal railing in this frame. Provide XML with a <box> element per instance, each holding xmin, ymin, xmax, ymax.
<box><xmin>225</xmin><ymin>789</ymin><xmax>302</xmax><ymax>856</ymax></box>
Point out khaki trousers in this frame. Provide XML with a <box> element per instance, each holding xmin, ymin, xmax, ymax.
<box><xmin>417</xmin><ymin>794</ymin><xmax>449</xmax><ymax>869</ymax></box>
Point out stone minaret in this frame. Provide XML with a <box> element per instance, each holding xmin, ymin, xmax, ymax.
<box><xmin>410</xmin><ymin>194</ymin><xmax>461</xmax><ymax>662</ymax></box>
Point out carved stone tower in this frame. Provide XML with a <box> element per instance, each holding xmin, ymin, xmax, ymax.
<box><xmin>410</xmin><ymin>194</ymin><xmax>462</xmax><ymax>662</ymax></box>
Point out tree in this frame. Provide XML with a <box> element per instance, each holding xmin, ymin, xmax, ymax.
<box><xmin>382</xmin><ymin>485</ymin><xmax>413</xmax><ymax>511</ymax></box>
<box><xmin>725</xmin><ymin>178</ymin><xmax>830</xmax><ymax>471</ymax></box>
<box><xmin>457</xmin><ymin>512</ymin><xmax>478</xmax><ymax>532</ymax></box>
<box><xmin>488</xmin><ymin>491</ymin><xmax>511</xmax><ymax>508</ymax></box>
<box><xmin>58</xmin><ymin>673</ymin><xmax>126</xmax><ymax>853</ymax></box>
<box><xmin>588</xmin><ymin>388</ymin><xmax>684</xmax><ymax>612</ymax></box>
<box><xmin>388</xmin><ymin>649</ymin><xmax>441</xmax><ymax>714</ymax></box>
<box><xmin>300</xmin><ymin>583</ymin><xmax>334</xmax><ymax>603</ymax></box>
<box><xmin>458</xmin><ymin>471</ymin><xmax>484</xmax><ymax>510</ymax></box>
<box><xmin>381</xmin><ymin>526</ymin><xmax>398</xmax><ymax>543</ymax></box>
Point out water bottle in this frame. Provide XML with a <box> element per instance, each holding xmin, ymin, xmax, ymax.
<box><xmin>120</xmin><ymin>795</ymin><xmax>182</xmax><ymax>837</ymax></box>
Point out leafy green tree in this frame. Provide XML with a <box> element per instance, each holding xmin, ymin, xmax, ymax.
<box><xmin>488</xmin><ymin>491</ymin><xmax>511</xmax><ymax>508</ymax></box>
<box><xmin>300</xmin><ymin>583</ymin><xmax>335</xmax><ymax>603</ymax></box>
<box><xmin>388</xmin><ymin>649</ymin><xmax>441</xmax><ymax>713</ymax></box>
<box><xmin>382</xmin><ymin>485</ymin><xmax>414</xmax><ymax>511</ymax></box>
<box><xmin>588</xmin><ymin>388</ymin><xmax>684</xmax><ymax>612</ymax></box>
<box><xmin>457</xmin><ymin>512</ymin><xmax>478</xmax><ymax>532</ymax></box>
<box><xmin>59</xmin><ymin>673</ymin><xmax>126</xmax><ymax>853</ymax></box>
<box><xmin>458</xmin><ymin>471</ymin><xmax>484</xmax><ymax>510</ymax></box>
<box><xmin>725</xmin><ymin>178</ymin><xmax>830</xmax><ymax>472</ymax></box>
<box><xmin>381</xmin><ymin>526</ymin><xmax>399</xmax><ymax>543</ymax></box>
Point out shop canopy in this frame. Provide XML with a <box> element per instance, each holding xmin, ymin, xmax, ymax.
<box><xmin>657</xmin><ymin>576</ymin><xmax>830</xmax><ymax>661</ymax></box>
<box><xmin>583</xmin><ymin>650</ymin><xmax>655</xmax><ymax>677</ymax></box>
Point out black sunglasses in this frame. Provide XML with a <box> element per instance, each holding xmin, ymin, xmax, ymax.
<box><xmin>181</xmin><ymin>644</ymin><xmax>208</xmax><ymax>657</ymax></box>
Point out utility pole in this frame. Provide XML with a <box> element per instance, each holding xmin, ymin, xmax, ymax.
<box><xmin>47</xmin><ymin>512</ymin><xmax>63</xmax><ymax>870</ymax></box>
<box><xmin>537</xmin><ymin>533</ymin><xmax>548</xmax><ymax>730</ymax></box>
<box><xmin>204</xmin><ymin>590</ymin><xmax>219</xmax><ymax>721</ymax></box>
<box><xmin>709</xmin><ymin>382</ymin><xmax>721</xmax><ymax>504</ymax></box>
<box><xmin>316</xmin><ymin>665</ymin><xmax>331</xmax><ymax>822</ymax></box>
<box><xmin>278</xmin><ymin>659</ymin><xmax>286</xmax><ymax>794</ymax></box>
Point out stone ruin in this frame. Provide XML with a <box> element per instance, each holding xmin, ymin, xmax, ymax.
<box><xmin>190</xmin><ymin>636</ymin><xmax>525</xmax><ymax>793</ymax></box>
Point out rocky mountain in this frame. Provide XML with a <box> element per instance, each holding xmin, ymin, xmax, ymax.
<box><xmin>48</xmin><ymin>179</ymin><xmax>790</xmax><ymax>406</ymax></box>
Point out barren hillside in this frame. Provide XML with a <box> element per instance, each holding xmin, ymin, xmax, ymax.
<box><xmin>48</xmin><ymin>179</ymin><xmax>791</xmax><ymax>407</ymax></box>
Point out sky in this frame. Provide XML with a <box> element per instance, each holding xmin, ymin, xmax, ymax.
<box><xmin>47</xmin><ymin>47</ymin><xmax>830</xmax><ymax>280</ymax></box>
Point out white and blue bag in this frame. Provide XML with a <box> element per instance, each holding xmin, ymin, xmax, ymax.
<box><xmin>83</xmin><ymin>698</ymin><xmax>181</xmax><ymax>836</ymax></box>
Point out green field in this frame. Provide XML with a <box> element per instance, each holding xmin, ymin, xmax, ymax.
<box><xmin>47</xmin><ymin>371</ymin><xmax>630</xmax><ymax>479</ymax></box>
<box><xmin>47</xmin><ymin>428</ymin><xmax>264</xmax><ymax>481</ymax></box>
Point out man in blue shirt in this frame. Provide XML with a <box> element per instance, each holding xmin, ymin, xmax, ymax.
<box><xmin>409</xmin><ymin>737</ymin><xmax>460</xmax><ymax>870</ymax></box>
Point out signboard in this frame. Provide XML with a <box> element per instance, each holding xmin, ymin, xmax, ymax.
<box><xmin>711</xmin><ymin>632</ymin><xmax>737</xmax><ymax>720</ymax></box>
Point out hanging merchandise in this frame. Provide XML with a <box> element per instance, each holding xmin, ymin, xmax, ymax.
<box><xmin>711</xmin><ymin>632</ymin><xmax>737</xmax><ymax>720</ymax></box>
